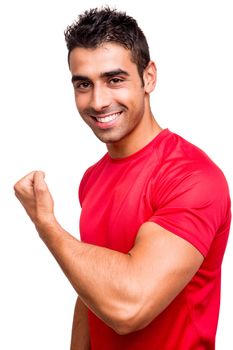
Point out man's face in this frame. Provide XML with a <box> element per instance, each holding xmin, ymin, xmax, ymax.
<box><xmin>69</xmin><ymin>43</ymin><xmax>149</xmax><ymax>145</ymax></box>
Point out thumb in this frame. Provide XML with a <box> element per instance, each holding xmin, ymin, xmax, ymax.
<box><xmin>33</xmin><ymin>171</ymin><xmax>53</xmax><ymax>204</ymax></box>
<box><xmin>33</xmin><ymin>171</ymin><xmax>48</xmax><ymax>192</ymax></box>
<box><xmin>33</xmin><ymin>171</ymin><xmax>54</xmax><ymax>214</ymax></box>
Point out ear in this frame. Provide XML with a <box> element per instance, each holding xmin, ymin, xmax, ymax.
<box><xmin>143</xmin><ymin>61</ymin><xmax>157</xmax><ymax>93</ymax></box>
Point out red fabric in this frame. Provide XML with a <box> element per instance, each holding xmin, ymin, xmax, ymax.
<box><xmin>79</xmin><ymin>129</ymin><xmax>231</xmax><ymax>349</ymax></box>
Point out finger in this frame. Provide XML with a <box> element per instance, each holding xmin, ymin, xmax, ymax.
<box><xmin>20</xmin><ymin>171</ymin><xmax>37</xmax><ymax>182</ymax></box>
<box><xmin>14</xmin><ymin>171</ymin><xmax>37</xmax><ymax>193</ymax></box>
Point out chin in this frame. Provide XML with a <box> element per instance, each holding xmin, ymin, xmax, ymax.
<box><xmin>93</xmin><ymin>130</ymin><xmax>125</xmax><ymax>144</ymax></box>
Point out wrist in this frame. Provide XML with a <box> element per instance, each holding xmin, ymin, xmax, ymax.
<box><xmin>35</xmin><ymin>215</ymin><xmax>61</xmax><ymax>240</ymax></box>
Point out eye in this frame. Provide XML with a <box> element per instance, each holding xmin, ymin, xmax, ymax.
<box><xmin>109</xmin><ymin>78</ymin><xmax>123</xmax><ymax>85</ymax></box>
<box><xmin>75</xmin><ymin>81</ymin><xmax>91</xmax><ymax>90</ymax></box>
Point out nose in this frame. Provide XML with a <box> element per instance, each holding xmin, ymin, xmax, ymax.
<box><xmin>90</xmin><ymin>84</ymin><xmax>111</xmax><ymax>112</ymax></box>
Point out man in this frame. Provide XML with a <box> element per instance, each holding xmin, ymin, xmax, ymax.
<box><xmin>14</xmin><ymin>7</ymin><xmax>231</xmax><ymax>350</ymax></box>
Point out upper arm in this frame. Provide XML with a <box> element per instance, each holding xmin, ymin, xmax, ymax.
<box><xmin>127</xmin><ymin>221</ymin><xmax>204</xmax><ymax>331</ymax></box>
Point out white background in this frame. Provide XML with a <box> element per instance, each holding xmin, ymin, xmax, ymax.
<box><xmin>0</xmin><ymin>0</ymin><xmax>232</xmax><ymax>348</ymax></box>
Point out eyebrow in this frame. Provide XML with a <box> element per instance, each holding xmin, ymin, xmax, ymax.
<box><xmin>101</xmin><ymin>69</ymin><xmax>129</xmax><ymax>78</ymax></box>
<box><xmin>71</xmin><ymin>75</ymin><xmax>90</xmax><ymax>83</ymax></box>
<box><xmin>71</xmin><ymin>69</ymin><xmax>129</xmax><ymax>83</ymax></box>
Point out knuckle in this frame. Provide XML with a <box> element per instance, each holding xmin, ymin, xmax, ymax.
<box><xmin>35</xmin><ymin>184</ymin><xmax>46</xmax><ymax>194</ymax></box>
<box><xmin>14</xmin><ymin>182</ymin><xmax>22</xmax><ymax>193</ymax></box>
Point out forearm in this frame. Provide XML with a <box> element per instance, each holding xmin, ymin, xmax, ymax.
<box><xmin>70</xmin><ymin>297</ymin><xmax>90</xmax><ymax>350</ymax></box>
<box><xmin>14</xmin><ymin>171</ymin><xmax>142</xmax><ymax>333</ymax></box>
<box><xmin>36</xmin><ymin>221</ymin><xmax>138</xmax><ymax>332</ymax></box>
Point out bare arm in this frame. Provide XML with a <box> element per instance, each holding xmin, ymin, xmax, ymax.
<box><xmin>39</xmin><ymin>220</ymin><xmax>203</xmax><ymax>334</ymax></box>
<box><xmin>70</xmin><ymin>297</ymin><xmax>90</xmax><ymax>350</ymax></box>
<box><xmin>14</xmin><ymin>171</ymin><xmax>204</xmax><ymax>335</ymax></box>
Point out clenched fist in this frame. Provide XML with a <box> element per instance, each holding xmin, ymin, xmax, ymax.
<box><xmin>14</xmin><ymin>171</ymin><xmax>56</xmax><ymax>231</ymax></box>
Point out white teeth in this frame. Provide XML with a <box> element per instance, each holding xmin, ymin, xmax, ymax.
<box><xmin>96</xmin><ymin>112</ymin><xmax>121</xmax><ymax>123</ymax></box>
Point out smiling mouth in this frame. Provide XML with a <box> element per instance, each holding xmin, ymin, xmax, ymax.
<box><xmin>92</xmin><ymin>112</ymin><xmax>122</xmax><ymax>123</ymax></box>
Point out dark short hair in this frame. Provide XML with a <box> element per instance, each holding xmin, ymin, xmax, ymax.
<box><xmin>64</xmin><ymin>7</ymin><xmax>150</xmax><ymax>83</ymax></box>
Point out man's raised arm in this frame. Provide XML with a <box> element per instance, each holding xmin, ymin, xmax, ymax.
<box><xmin>14</xmin><ymin>171</ymin><xmax>204</xmax><ymax>335</ymax></box>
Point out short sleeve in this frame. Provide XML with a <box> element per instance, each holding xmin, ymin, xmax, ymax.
<box><xmin>149</xmin><ymin>162</ymin><xmax>230</xmax><ymax>257</ymax></box>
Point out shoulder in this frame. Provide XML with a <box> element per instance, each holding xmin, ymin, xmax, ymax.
<box><xmin>157</xmin><ymin>130</ymin><xmax>215</xmax><ymax>164</ymax></box>
<box><xmin>157</xmin><ymin>130</ymin><xmax>227</xmax><ymax>180</ymax></box>
<box><xmin>150</xmin><ymin>131</ymin><xmax>231</xmax><ymax>255</ymax></box>
<box><xmin>154</xmin><ymin>130</ymin><xmax>230</xmax><ymax>215</ymax></box>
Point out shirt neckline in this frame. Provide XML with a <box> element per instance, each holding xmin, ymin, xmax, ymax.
<box><xmin>106</xmin><ymin>128</ymin><xmax>170</xmax><ymax>164</ymax></box>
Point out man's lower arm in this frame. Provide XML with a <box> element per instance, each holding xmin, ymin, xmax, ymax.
<box><xmin>36</xmin><ymin>221</ymin><xmax>138</xmax><ymax>333</ymax></box>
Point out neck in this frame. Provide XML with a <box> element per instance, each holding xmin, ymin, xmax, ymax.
<box><xmin>107</xmin><ymin>112</ymin><xmax>162</xmax><ymax>159</ymax></box>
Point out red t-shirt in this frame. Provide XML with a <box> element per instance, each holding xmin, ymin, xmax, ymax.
<box><xmin>79</xmin><ymin>129</ymin><xmax>231</xmax><ymax>349</ymax></box>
